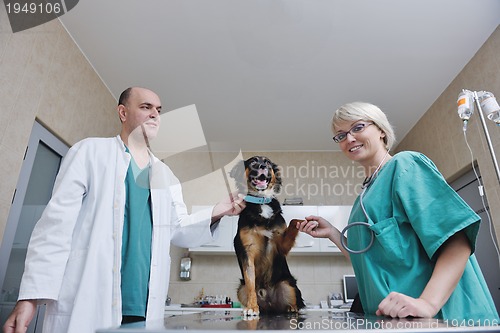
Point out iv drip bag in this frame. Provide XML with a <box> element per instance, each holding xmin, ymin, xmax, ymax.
<box><xmin>457</xmin><ymin>90</ymin><xmax>474</xmax><ymax>121</ymax></box>
<box><xmin>479</xmin><ymin>91</ymin><xmax>500</xmax><ymax>125</ymax></box>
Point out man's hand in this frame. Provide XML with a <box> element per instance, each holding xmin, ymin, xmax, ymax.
<box><xmin>3</xmin><ymin>300</ymin><xmax>37</xmax><ymax>333</ymax></box>
<box><xmin>211</xmin><ymin>192</ymin><xmax>246</xmax><ymax>223</ymax></box>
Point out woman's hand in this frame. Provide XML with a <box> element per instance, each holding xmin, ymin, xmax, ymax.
<box><xmin>295</xmin><ymin>215</ymin><xmax>334</xmax><ymax>239</ymax></box>
<box><xmin>376</xmin><ymin>292</ymin><xmax>438</xmax><ymax>318</ymax></box>
<box><xmin>296</xmin><ymin>215</ymin><xmax>351</xmax><ymax>259</ymax></box>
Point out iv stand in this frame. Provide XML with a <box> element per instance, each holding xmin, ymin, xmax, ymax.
<box><xmin>472</xmin><ymin>91</ymin><xmax>500</xmax><ymax>184</ymax></box>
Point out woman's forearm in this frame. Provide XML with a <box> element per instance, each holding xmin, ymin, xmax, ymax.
<box><xmin>419</xmin><ymin>231</ymin><xmax>471</xmax><ymax>312</ymax></box>
<box><xmin>329</xmin><ymin>227</ymin><xmax>351</xmax><ymax>260</ymax></box>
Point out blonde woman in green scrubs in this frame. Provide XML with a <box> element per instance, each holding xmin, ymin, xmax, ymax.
<box><xmin>297</xmin><ymin>102</ymin><xmax>498</xmax><ymax>322</ymax></box>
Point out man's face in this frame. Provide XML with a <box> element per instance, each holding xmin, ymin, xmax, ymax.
<box><xmin>120</xmin><ymin>88</ymin><xmax>162</xmax><ymax>141</ymax></box>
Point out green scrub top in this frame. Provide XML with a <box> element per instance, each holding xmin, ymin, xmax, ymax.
<box><xmin>347</xmin><ymin>151</ymin><xmax>498</xmax><ymax>322</ymax></box>
<box><xmin>122</xmin><ymin>153</ymin><xmax>152</xmax><ymax>318</ymax></box>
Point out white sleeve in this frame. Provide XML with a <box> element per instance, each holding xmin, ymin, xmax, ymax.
<box><xmin>168</xmin><ymin>180</ymin><xmax>218</xmax><ymax>249</ymax></box>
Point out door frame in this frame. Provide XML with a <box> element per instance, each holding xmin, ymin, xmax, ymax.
<box><xmin>0</xmin><ymin>121</ymin><xmax>69</xmax><ymax>289</ymax></box>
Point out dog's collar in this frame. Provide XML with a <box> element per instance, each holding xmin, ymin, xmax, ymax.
<box><xmin>244</xmin><ymin>195</ymin><xmax>273</xmax><ymax>204</ymax></box>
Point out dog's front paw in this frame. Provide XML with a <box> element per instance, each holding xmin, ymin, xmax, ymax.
<box><xmin>288</xmin><ymin>219</ymin><xmax>303</xmax><ymax>235</ymax></box>
<box><xmin>243</xmin><ymin>306</ymin><xmax>260</xmax><ymax>316</ymax></box>
<box><xmin>240</xmin><ymin>316</ymin><xmax>259</xmax><ymax>329</ymax></box>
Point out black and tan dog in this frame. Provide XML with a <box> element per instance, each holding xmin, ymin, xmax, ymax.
<box><xmin>230</xmin><ymin>156</ymin><xmax>305</xmax><ymax>316</ymax></box>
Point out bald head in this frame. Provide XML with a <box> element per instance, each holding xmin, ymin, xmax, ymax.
<box><xmin>119</xmin><ymin>87</ymin><xmax>161</xmax><ymax>105</ymax></box>
<box><xmin>118</xmin><ymin>87</ymin><xmax>133</xmax><ymax>106</ymax></box>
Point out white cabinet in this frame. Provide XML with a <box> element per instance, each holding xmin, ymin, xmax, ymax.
<box><xmin>317</xmin><ymin>206</ymin><xmax>352</xmax><ymax>253</ymax></box>
<box><xmin>188</xmin><ymin>205</ymin><xmax>351</xmax><ymax>255</ymax></box>
<box><xmin>281</xmin><ymin>206</ymin><xmax>320</xmax><ymax>253</ymax></box>
<box><xmin>188</xmin><ymin>206</ymin><xmax>237</xmax><ymax>253</ymax></box>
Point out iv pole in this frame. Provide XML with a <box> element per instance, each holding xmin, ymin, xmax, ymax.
<box><xmin>472</xmin><ymin>90</ymin><xmax>500</xmax><ymax>184</ymax></box>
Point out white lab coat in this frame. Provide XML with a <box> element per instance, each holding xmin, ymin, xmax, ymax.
<box><xmin>18</xmin><ymin>136</ymin><xmax>216</xmax><ymax>333</ymax></box>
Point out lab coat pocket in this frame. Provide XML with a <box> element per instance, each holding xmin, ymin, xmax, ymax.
<box><xmin>56</xmin><ymin>249</ymin><xmax>88</xmax><ymax>313</ymax></box>
<box><xmin>369</xmin><ymin>217</ymin><xmax>405</xmax><ymax>264</ymax></box>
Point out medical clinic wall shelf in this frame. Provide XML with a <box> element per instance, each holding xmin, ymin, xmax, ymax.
<box><xmin>188</xmin><ymin>205</ymin><xmax>351</xmax><ymax>255</ymax></box>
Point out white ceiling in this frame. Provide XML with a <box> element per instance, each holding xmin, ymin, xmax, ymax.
<box><xmin>60</xmin><ymin>0</ymin><xmax>500</xmax><ymax>152</ymax></box>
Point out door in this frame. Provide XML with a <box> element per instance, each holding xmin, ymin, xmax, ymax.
<box><xmin>0</xmin><ymin>121</ymin><xmax>68</xmax><ymax>332</ymax></box>
<box><xmin>451</xmin><ymin>168</ymin><xmax>500</xmax><ymax>311</ymax></box>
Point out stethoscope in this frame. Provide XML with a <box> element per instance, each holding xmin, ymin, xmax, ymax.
<box><xmin>340</xmin><ymin>150</ymin><xmax>390</xmax><ymax>254</ymax></box>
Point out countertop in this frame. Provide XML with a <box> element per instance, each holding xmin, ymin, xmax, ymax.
<box><xmin>164</xmin><ymin>305</ymin><xmax>345</xmax><ymax>313</ymax></box>
<box><xmin>96</xmin><ymin>310</ymin><xmax>500</xmax><ymax>332</ymax></box>
<box><xmin>165</xmin><ymin>304</ymin><xmax>242</xmax><ymax>312</ymax></box>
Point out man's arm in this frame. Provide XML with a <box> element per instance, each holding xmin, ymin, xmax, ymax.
<box><xmin>211</xmin><ymin>192</ymin><xmax>245</xmax><ymax>224</ymax></box>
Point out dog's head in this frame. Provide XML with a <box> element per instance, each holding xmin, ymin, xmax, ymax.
<box><xmin>230</xmin><ymin>156</ymin><xmax>282</xmax><ymax>198</ymax></box>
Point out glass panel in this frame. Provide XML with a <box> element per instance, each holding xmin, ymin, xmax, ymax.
<box><xmin>1</xmin><ymin>141</ymin><xmax>62</xmax><ymax>302</ymax></box>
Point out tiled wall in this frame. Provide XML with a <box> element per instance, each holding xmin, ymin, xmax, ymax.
<box><xmin>396</xmin><ymin>25</ymin><xmax>500</xmax><ymax>245</ymax></box>
<box><xmin>0</xmin><ymin>7</ymin><xmax>120</xmax><ymax>240</ymax></box>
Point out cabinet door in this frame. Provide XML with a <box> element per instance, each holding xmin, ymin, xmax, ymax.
<box><xmin>281</xmin><ymin>206</ymin><xmax>320</xmax><ymax>253</ymax></box>
<box><xmin>189</xmin><ymin>206</ymin><xmax>237</xmax><ymax>253</ymax></box>
<box><xmin>317</xmin><ymin>206</ymin><xmax>352</xmax><ymax>253</ymax></box>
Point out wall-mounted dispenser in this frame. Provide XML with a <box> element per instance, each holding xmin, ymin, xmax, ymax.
<box><xmin>180</xmin><ymin>254</ymin><xmax>192</xmax><ymax>281</ymax></box>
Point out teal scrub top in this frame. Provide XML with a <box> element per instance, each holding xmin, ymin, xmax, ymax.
<box><xmin>347</xmin><ymin>151</ymin><xmax>498</xmax><ymax>321</ymax></box>
<box><xmin>121</xmin><ymin>154</ymin><xmax>152</xmax><ymax>317</ymax></box>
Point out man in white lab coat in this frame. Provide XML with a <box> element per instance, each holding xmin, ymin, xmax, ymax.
<box><xmin>3</xmin><ymin>87</ymin><xmax>245</xmax><ymax>333</ymax></box>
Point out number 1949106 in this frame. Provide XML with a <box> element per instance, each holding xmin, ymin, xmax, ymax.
<box><xmin>6</xmin><ymin>2</ymin><xmax>62</xmax><ymax>14</ymax></box>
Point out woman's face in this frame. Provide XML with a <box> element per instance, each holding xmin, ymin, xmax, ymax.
<box><xmin>333</xmin><ymin>119</ymin><xmax>387</xmax><ymax>164</ymax></box>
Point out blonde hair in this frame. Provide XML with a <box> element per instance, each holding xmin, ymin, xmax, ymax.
<box><xmin>331</xmin><ymin>102</ymin><xmax>396</xmax><ymax>150</ymax></box>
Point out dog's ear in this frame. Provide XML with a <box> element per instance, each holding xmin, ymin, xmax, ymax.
<box><xmin>272</xmin><ymin>162</ymin><xmax>282</xmax><ymax>184</ymax></box>
<box><xmin>271</xmin><ymin>162</ymin><xmax>282</xmax><ymax>193</ymax></box>
<box><xmin>229</xmin><ymin>159</ymin><xmax>248</xmax><ymax>193</ymax></box>
<box><xmin>229</xmin><ymin>159</ymin><xmax>244</xmax><ymax>180</ymax></box>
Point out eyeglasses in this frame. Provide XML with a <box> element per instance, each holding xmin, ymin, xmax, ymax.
<box><xmin>333</xmin><ymin>122</ymin><xmax>373</xmax><ymax>143</ymax></box>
